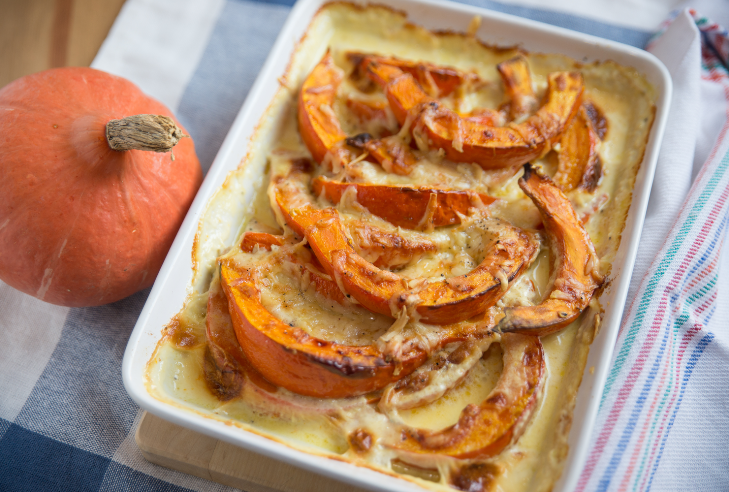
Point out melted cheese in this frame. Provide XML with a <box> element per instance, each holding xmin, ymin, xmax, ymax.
<box><xmin>260</xmin><ymin>260</ymin><xmax>393</xmax><ymax>345</ymax></box>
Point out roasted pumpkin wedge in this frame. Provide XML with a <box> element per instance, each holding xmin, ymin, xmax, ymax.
<box><xmin>354</xmin><ymin>54</ymin><xmax>513</xmax><ymax>124</ymax></box>
<box><xmin>348</xmin><ymin>52</ymin><xmax>470</xmax><ymax>97</ymax></box>
<box><xmin>204</xmin><ymin>274</ymin><xmax>277</xmax><ymax>397</ymax></box>
<box><xmin>345</xmin><ymin>97</ymin><xmax>391</xmax><ymax>124</ymax></box>
<box><xmin>298</xmin><ymin>54</ymin><xmax>418</xmax><ymax>173</ymax></box>
<box><xmin>312</xmin><ymin>176</ymin><xmax>496</xmax><ymax>229</ymax></box>
<box><xmin>272</xmin><ymin>160</ymin><xmax>540</xmax><ymax>325</ymax></box>
<box><xmin>240</xmin><ymin>231</ymin><xmax>284</xmax><ymax>252</ymax></box>
<box><xmin>269</xmin><ymin>160</ymin><xmax>440</xmax><ymax>268</ymax></box>
<box><xmin>553</xmin><ymin>105</ymin><xmax>603</xmax><ymax>192</ymax></box>
<box><xmin>221</xmin><ymin>257</ymin><xmax>424</xmax><ymax>398</ymax></box>
<box><xmin>497</xmin><ymin>164</ymin><xmax>603</xmax><ymax>336</ymax></box>
<box><xmin>298</xmin><ymin>52</ymin><xmax>354</xmax><ymax>168</ymax></box>
<box><xmin>363</xmin><ymin>136</ymin><xmax>419</xmax><ymax>176</ymax></box>
<box><xmin>342</xmin><ymin>131</ymin><xmax>419</xmax><ymax>176</ymax></box>
<box><xmin>391</xmin><ymin>333</ymin><xmax>544</xmax><ymax>460</ymax></box>
<box><xmin>366</xmin><ymin>60</ymin><xmax>584</xmax><ymax>169</ymax></box>
<box><xmin>220</xmin><ymin>253</ymin><xmax>491</xmax><ymax>398</ymax></box>
<box><xmin>379</xmin><ymin>336</ymin><xmax>497</xmax><ymax>412</ymax></box>
<box><xmin>204</xmin><ymin>276</ymin><xmax>246</xmax><ymax>400</ymax></box>
<box><xmin>496</xmin><ymin>55</ymin><xmax>538</xmax><ymax>122</ymax></box>
<box><xmin>345</xmin><ymin>219</ymin><xmax>437</xmax><ymax>268</ymax></box>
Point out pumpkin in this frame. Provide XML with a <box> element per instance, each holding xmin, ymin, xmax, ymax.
<box><xmin>220</xmin><ymin>255</ymin><xmax>427</xmax><ymax>398</ymax></box>
<box><xmin>311</xmin><ymin>176</ymin><xmax>497</xmax><ymax>230</ymax></box>
<box><xmin>348</xmin><ymin>51</ymin><xmax>467</xmax><ymax>98</ymax></box>
<box><xmin>220</xmin><ymin>235</ymin><xmax>494</xmax><ymax>399</ymax></box>
<box><xmin>497</xmin><ymin>164</ymin><xmax>604</xmax><ymax>336</ymax></box>
<box><xmin>0</xmin><ymin>67</ymin><xmax>203</xmax><ymax>307</ymax></box>
<box><xmin>364</xmin><ymin>59</ymin><xmax>584</xmax><ymax>168</ymax></box>
<box><xmin>392</xmin><ymin>333</ymin><xmax>544</xmax><ymax>460</ymax></box>
<box><xmin>271</xmin><ymin>157</ymin><xmax>540</xmax><ymax>325</ymax></box>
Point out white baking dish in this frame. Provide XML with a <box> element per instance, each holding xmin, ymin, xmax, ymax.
<box><xmin>122</xmin><ymin>1</ymin><xmax>672</xmax><ymax>490</ymax></box>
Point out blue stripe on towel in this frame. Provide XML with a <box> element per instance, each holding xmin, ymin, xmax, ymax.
<box><xmin>12</xmin><ymin>290</ymin><xmax>149</xmax><ymax>458</ymax></box>
<box><xmin>177</xmin><ymin>0</ymin><xmax>291</xmax><ymax>171</ymax></box>
<box><xmin>0</xmin><ymin>424</ymin><xmax>110</xmax><ymax>492</ymax></box>
<box><xmin>0</xmin><ymin>417</ymin><xmax>10</xmax><ymax>442</ymax></box>
<box><xmin>99</xmin><ymin>462</ymin><xmax>198</xmax><ymax>492</ymax></box>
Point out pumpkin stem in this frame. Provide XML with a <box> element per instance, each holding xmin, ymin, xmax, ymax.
<box><xmin>106</xmin><ymin>114</ymin><xmax>186</xmax><ymax>153</ymax></box>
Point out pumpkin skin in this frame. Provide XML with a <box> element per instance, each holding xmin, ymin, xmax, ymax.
<box><xmin>0</xmin><ymin>67</ymin><xmax>203</xmax><ymax>307</ymax></box>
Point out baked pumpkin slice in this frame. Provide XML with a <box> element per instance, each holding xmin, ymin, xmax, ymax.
<box><xmin>203</xmin><ymin>275</ymin><xmax>247</xmax><ymax>400</ymax></box>
<box><xmin>348</xmin><ymin>52</ymin><xmax>473</xmax><ymax>97</ymax></box>
<box><xmin>204</xmin><ymin>271</ymin><xmax>279</xmax><ymax>399</ymax></box>
<box><xmin>268</xmin><ymin>157</ymin><xmax>441</xmax><ymax>268</ymax></box>
<box><xmin>312</xmin><ymin>176</ymin><xmax>496</xmax><ymax>230</ymax></box>
<box><xmin>350</xmin><ymin>53</ymin><xmax>509</xmax><ymax>127</ymax></box>
<box><xmin>299</xmin><ymin>53</ymin><xmax>419</xmax><ymax>174</ymax></box>
<box><xmin>365</xmin><ymin>59</ymin><xmax>584</xmax><ymax>169</ymax></box>
<box><xmin>497</xmin><ymin>164</ymin><xmax>603</xmax><ymax>336</ymax></box>
<box><xmin>553</xmin><ymin>104</ymin><xmax>603</xmax><ymax>192</ymax></box>
<box><xmin>350</xmin><ymin>52</ymin><xmax>537</xmax><ymax>123</ymax></box>
<box><xmin>208</xmin><ymin>272</ymin><xmax>381</xmax><ymax>413</ymax></box>
<box><xmin>361</xmin><ymin>135</ymin><xmax>419</xmax><ymax>176</ymax></box>
<box><xmin>209</xmin><ymin>232</ymin><xmax>301</xmax><ymax>398</ymax></box>
<box><xmin>301</xmin><ymin>53</ymin><xmax>484</xmax><ymax>175</ymax></box>
<box><xmin>496</xmin><ymin>55</ymin><xmax>538</xmax><ymax>122</ymax></box>
<box><xmin>212</xmin><ymin>236</ymin><xmax>409</xmax><ymax>405</ymax></box>
<box><xmin>239</xmin><ymin>231</ymin><xmax>284</xmax><ymax>252</ymax></box>
<box><xmin>220</xmin><ymin>244</ymin><xmax>496</xmax><ymax>398</ymax></box>
<box><xmin>390</xmin><ymin>333</ymin><xmax>544</xmax><ymax>460</ymax></box>
<box><xmin>271</xmin><ymin>158</ymin><xmax>540</xmax><ymax>325</ymax></box>
<box><xmin>298</xmin><ymin>51</ymin><xmax>355</xmax><ymax>169</ymax></box>
<box><xmin>220</xmin><ymin>255</ymin><xmax>423</xmax><ymax>398</ymax></box>
<box><xmin>379</xmin><ymin>336</ymin><xmax>498</xmax><ymax>413</ymax></box>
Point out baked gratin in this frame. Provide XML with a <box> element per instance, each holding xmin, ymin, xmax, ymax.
<box><xmin>146</xmin><ymin>3</ymin><xmax>656</xmax><ymax>491</ymax></box>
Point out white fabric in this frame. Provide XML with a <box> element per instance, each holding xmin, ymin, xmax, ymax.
<box><xmin>576</xmin><ymin>10</ymin><xmax>729</xmax><ymax>490</ymax></box>
<box><xmin>682</xmin><ymin>0</ymin><xmax>729</xmax><ymax>178</ymax></box>
<box><xmin>497</xmin><ymin>0</ymin><xmax>684</xmax><ymax>29</ymax></box>
<box><xmin>681</xmin><ymin>0</ymin><xmax>729</xmax><ymax>30</ymax></box>
<box><xmin>92</xmin><ymin>0</ymin><xmax>226</xmax><ymax>111</ymax></box>
<box><xmin>0</xmin><ymin>285</ymin><xmax>67</xmax><ymax>421</ymax></box>
<box><xmin>627</xmin><ymin>11</ymin><xmax>701</xmax><ymax>301</ymax></box>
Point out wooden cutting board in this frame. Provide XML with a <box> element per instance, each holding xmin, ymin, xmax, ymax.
<box><xmin>135</xmin><ymin>411</ymin><xmax>370</xmax><ymax>492</ymax></box>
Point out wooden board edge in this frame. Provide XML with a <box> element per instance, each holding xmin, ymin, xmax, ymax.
<box><xmin>134</xmin><ymin>411</ymin><xmax>371</xmax><ymax>492</ymax></box>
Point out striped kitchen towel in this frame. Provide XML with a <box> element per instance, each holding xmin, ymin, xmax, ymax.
<box><xmin>0</xmin><ymin>1</ymin><xmax>726</xmax><ymax>491</ymax></box>
<box><xmin>577</xmin><ymin>9</ymin><xmax>729</xmax><ymax>492</ymax></box>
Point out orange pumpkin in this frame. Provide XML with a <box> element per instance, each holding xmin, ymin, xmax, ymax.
<box><xmin>0</xmin><ymin>67</ymin><xmax>203</xmax><ymax>307</ymax></box>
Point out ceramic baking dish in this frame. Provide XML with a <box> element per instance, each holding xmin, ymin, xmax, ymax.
<box><xmin>122</xmin><ymin>0</ymin><xmax>672</xmax><ymax>490</ymax></box>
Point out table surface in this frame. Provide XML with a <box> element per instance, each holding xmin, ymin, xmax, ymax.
<box><xmin>0</xmin><ymin>0</ymin><xmax>126</xmax><ymax>88</ymax></box>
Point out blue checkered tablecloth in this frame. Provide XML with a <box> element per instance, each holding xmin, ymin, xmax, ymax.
<box><xmin>1</xmin><ymin>0</ymin><xmax>728</xmax><ymax>491</ymax></box>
